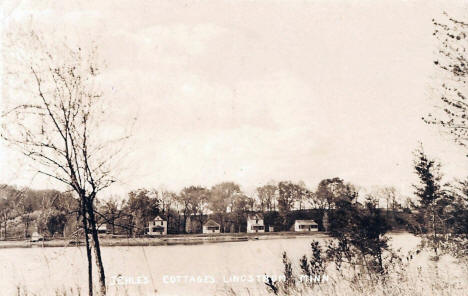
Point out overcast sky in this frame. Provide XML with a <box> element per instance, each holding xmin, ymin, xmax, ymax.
<box><xmin>1</xmin><ymin>0</ymin><xmax>468</xmax><ymax>199</ymax></box>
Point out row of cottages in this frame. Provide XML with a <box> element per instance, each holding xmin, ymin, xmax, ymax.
<box><xmin>145</xmin><ymin>215</ymin><xmax>318</xmax><ymax>236</ymax></box>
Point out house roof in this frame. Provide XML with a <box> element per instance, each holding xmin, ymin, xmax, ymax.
<box><xmin>247</xmin><ymin>213</ymin><xmax>264</xmax><ymax>220</ymax></box>
<box><xmin>204</xmin><ymin>219</ymin><xmax>220</xmax><ymax>227</ymax></box>
<box><xmin>295</xmin><ymin>220</ymin><xmax>318</xmax><ymax>225</ymax></box>
<box><xmin>154</xmin><ymin>216</ymin><xmax>164</xmax><ymax>221</ymax></box>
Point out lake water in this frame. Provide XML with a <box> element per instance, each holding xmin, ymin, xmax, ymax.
<box><xmin>0</xmin><ymin>233</ymin><xmax>422</xmax><ymax>296</ymax></box>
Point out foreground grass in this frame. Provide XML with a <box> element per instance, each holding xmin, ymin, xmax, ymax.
<box><xmin>14</xmin><ymin>252</ymin><xmax>468</xmax><ymax>296</ymax></box>
<box><xmin>10</xmin><ymin>234</ymin><xmax>468</xmax><ymax>296</ymax></box>
<box><xmin>225</xmin><ymin>259</ymin><xmax>467</xmax><ymax>295</ymax></box>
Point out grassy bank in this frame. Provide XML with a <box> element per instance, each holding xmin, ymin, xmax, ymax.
<box><xmin>0</xmin><ymin>231</ymin><xmax>330</xmax><ymax>248</ymax></box>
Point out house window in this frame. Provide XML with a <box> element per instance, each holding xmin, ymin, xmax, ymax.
<box><xmin>161</xmin><ymin>221</ymin><xmax>163</xmax><ymax>226</ymax></box>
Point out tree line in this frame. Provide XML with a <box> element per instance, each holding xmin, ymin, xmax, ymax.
<box><xmin>1</xmin><ymin>176</ymin><xmax>424</xmax><ymax>240</ymax></box>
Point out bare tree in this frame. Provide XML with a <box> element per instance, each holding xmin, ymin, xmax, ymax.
<box><xmin>187</xmin><ymin>186</ymin><xmax>209</xmax><ymax>233</ymax></box>
<box><xmin>177</xmin><ymin>187</ymin><xmax>202</xmax><ymax>233</ymax></box>
<box><xmin>0</xmin><ymin>198</ymin><xmax>12</xmax><ymax>240</ymax></box>
<box><xmin>424</xmin><ymin>13</ymin><xmax>468</xmax><ymax>148</ymax></box>
<box><xmin>370</xmin><ymin>186</ymin><xmax>399</xmax><ymax>214</ymax></box>
<box><xmin>17</xmin><ymin>189</ymin><xmax>34</xmax><ymax>238</ymax></box>
<box><xmin>158</xmin><ymin>188</ymin><xmax>177</xmax><ymax>233</ymax></box>
<box><xmin>209</xmin><ymin>182</ymin><xmax>242</xmax><ymax>232</ymax></box>
<box><xmin>1</xmin><ymin>31</ymin><xmax>130</xmax><ymax>295</ymax></box>
<box><xmin>0</xmin><ymin>185</ymin><xmax>25</xmax><ymax>239</ymax></box>
<box><xmin>257</xmin><ymin>184</ymin><xmax>277</xmax><ymax>212</ymax></box>
<box><xmin>100</xmin><ymin>197</ymin><xmax>124</xmax><ymax>235</ymax></box>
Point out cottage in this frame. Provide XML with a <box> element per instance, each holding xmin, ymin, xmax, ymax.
<box><xmin>30</xmin><ymin>232</ymin><xmax>44</xmax><ymax>242</ymax></box>
<box><xmin>247</xmin><ymin>213</ymin><xmax>265</xmax><ymax>233</ymax></box>
<box><xmin>203</xmin><ymin>219</ymin><xmax>220</xmax><ymax>234</ymax></box>
<box><xmin>97</xmin><ymin>224</ymin><xmax>108</xmax><ymax>234</ymax></box>
<box><xmin>294</xmin><ymin>220</ymin><xmax>318</xmax><ymax>232</ymax></box>
<box><xmin>147</xmin><ymin>216</ymin><xmax>167</xmax><ymax>236</ymax></box>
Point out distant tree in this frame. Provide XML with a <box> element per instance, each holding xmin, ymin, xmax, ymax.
<box><xmin>0</xmin><ymin>198</ymin><xmax>12</xmax><ymax>240</ymax></box>
<box><xmin>159</xmin><ymin>189</ymin><xmax>176</xmax><ymax>216</ymax></box>
<box><xmin>277</xmin><ymin>181</ymin><xmax>297</xmax><ymax>216</ymax></box>
<box><xmin>178</xmin><ymin>186</ymin><xmax>208</xmax><ymax>233</ymax></box>
<box><xmin>100</xmin><ymin>197</ymin><xmax>123</xmax><ymax>235</ymax></box>
<box><xmin>158</xmin><ymin>189</ymin><xmax>177</xmax><ymax>233</ymax></box>
<box><xmin>368</xmin><ymin>186</ymin><xmax>401</xmax><ymax>216</ymax></box>
<box><xmin>257</xmin><ymin>184</ymin><xmax>277</xmax><ymax>212</ymax></box>
<box><xmin>46</xmin><ymin>210</ymin><xmax>67</xmax><ymax>237</ymax></box>
<box><xmin>126</xmin><ymin>189</ymin><xmax>160</xmax><ymax>236</ymax></box>
<box><xmin>0</xmin><ymin>185</ymin><xmax>24</xmax><ymax>239</ymax></box>
<box><xmin>246</xmin><ymin>195</ymin><xmax>256</xmax><ymax>212</ymax></box>
<box><xmin>188</xmin><ymin>187</ymin><xmax>209</xmax><ymax>233</ymax></box>
<box><xmin>231</xmin><ymin>193</ymin><xmax>255</xmax><ymax>232</ymax></box>
<box><xmin>296</xmin><ymin>181</ymin><xmax>309</xmax><ymax>210</ymax></box>
<box><xmin>209</xmin><ymin>182</ymin><xmax>242</xmax><ymax>232</ymax></box>
<box><xmin>18</xmin><ymin>190</ymin><xmax>34</xmax><ymax>238</ymax></box>
<box><xmin>381</xmin><ymin>187</ymin><xmax>397</xmax><ymax>214</ymax></box>
<box><xmin>315</xmin><ymin>178</ymin><xmax>349</xmax><ymax>210</ymax></box>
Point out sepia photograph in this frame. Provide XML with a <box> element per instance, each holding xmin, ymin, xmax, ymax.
<box><xmin>1</xmin><ymin>0</ymin><xmax>468</xmax><ymax>295</ymax></box>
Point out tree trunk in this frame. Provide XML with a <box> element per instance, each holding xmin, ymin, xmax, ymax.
<box><xmin>86</xmin><ymin>198</ymin><xmax>107</xmax><ymax>296</ymax></box>
<box><xmin>81</xmin><ymin>199</ymin><xmax>93</xmax><ymax>296</ymax></box>
<box><xmin>199</xmin><ymin>215</ymin><xmax>203</xmax><ymax>233</ymax></box>
<box><xmin>433</xmin><ymin>211</ymin><xmax>438</xmax><ymax>255</ymax></box>
<box><xmin>183</xmin><ymin>213</ymin><xmax>188</xmax><ymax>234</ymax></box>
<box><xmin>177</xmin><ymin>213</ymin><xmax>181</xmax><ymax>233</ymax></box>
<box><xmin>110</xmin><ymin>217</ymin><xmax>115</xmax><ymax>235</ymax></box>
<box><xmin>24</xmin><ymin>217</ymin><xmax>28</xmax><ymax>239</ymax></box>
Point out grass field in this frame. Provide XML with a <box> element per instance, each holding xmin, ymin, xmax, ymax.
<box><xmin>5</xmin><ymin>233</ymin><xmax>468</xmax><ymax>296</ymax></box>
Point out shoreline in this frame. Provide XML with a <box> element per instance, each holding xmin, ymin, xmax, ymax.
<box><xmin>0</xmin><ymin>231</ymin><xmax>332</xmax><ymax>249</ymax></box>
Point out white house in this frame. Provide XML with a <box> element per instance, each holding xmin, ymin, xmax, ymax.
<box><xmin>203</xmin><ymin>219</ymin><xmax>220</xmax><ymax>234</ymax></box>
<box><xmin>294</xmin><ymin>220</ymin><xmax>318</xmax><ymax>232</ymax></box>
<box><xmin>97</xmin><ymin>224</ymin><xmax>108</xmax><ymax>234</ymax></box>
<box><xmin>30</xmin><ymin>232</ymin><xmax>44</xmax><ymax>242</ymax></box>
<box><xmin>247</xmin><ymin>213</ymin><xmax>265</xmax><ymax>233</ymax></box>
<box><xmin>147</xmin><ymin>216</ymin><xmax>167</xmax><ymax>236</ymax></box>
